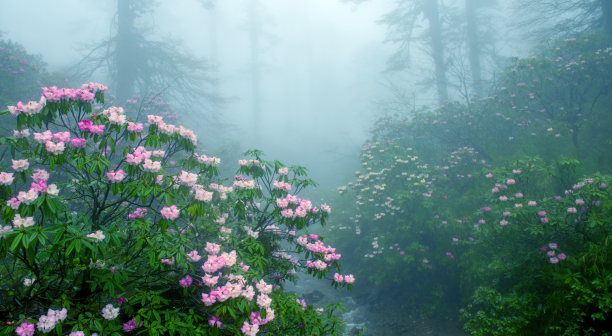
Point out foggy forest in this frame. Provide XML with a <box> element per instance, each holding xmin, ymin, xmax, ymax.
<box><xmin>1</xmin><ymin>0</ymin><xmax>612</xmax><ymax>335</ymax></box>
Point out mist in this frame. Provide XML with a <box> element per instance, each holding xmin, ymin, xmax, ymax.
<box><xmin>2</xmin><ymin>0</ymin><xmax>612</xmax><ymax>335</ymax></box>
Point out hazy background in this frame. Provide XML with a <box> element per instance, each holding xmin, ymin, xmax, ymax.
<box><xmin>0</xmin><ymin>0</ymin><xmax>409</xmax><ymax>186</ymax></box>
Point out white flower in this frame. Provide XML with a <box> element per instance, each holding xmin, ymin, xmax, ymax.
<box><xmin>12</xmin><ymin>159</ymin><xmax>29</xmax><ymax>172</ymax></box>
<box><xmin>101</xmin><ymin>304</ymin><xmax>120</xmax><ymax>320</ymax></box>
<box><xmin>17</xmin><ymin>190</ymin><xmax>39</xmax><ymax>205</ymax></box>
<box><xmin>23</xmin><ymin>278</ymin><xmax>34</xmax><ymax>287</ymax></box>
<box><xmin>13</xmin><ymin>214</ymin><xmax>35</xmax><ymax>229</ymax></box>
<box><xmin>46</xmin><ymin>184</ymin><xmax>60</xmax><ymax>196</ymax></box>
<box><xmin>87</xmin><ymin>230</ymin><xmax>106</xmax><ymax>242</ymax></box>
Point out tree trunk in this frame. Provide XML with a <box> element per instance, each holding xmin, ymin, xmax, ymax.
<box><xmin>601</xmin><ymin>0</ymin><xmax>612</xmax><ymax>36</ymax></box>
<box><xmin>249</xmin><ymin>0</ymin><xmax>262</xmax><ymax>146</ymax></box>
<box><xmin>465</xmin><ymin>0</ymin><xmax>483</xmax><ymax>97</ymax></box>
<box><xmin>424</xmin><ymin>0</ymin><xmax>448</xmax><ymax>105</ymax></box>
<box><xmin>115</xmin><ymin>0</ymin><xmax>139</xmax><ymax>102</ymax></box>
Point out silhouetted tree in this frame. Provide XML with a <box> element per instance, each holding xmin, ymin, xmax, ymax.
<box><xmin>512</xmin><ymin>0</ymin><xmax>612</xmax><ymax>40</ymax></box>
<box><xmin>68</xmin><ymin>0</ymin><xmax>224</xmax><ymax>131</ymax></box>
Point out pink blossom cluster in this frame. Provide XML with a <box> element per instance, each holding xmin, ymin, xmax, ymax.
<box><xmin>107</xmin><ymin>169</ymin><xmax>126</xmax><ymax>183</ymax></box>
<box><xmin>125</xmin><ymin>146</ymin><xmax>151</xmax><ymax>163</ymax></box>
<box><xmin>78</xmin><ymin>119</ymin><xmax>105</xmax><ymax>135</ymax></box>
<box><xmin>195</xmin><ymin>153</ymin><xmax>221</xmax><ymax>166</ymax></box>
<box><xmin>0</xmin><ymin>172</ymin><xmax>14</xmax><ymax>185</ymax></box>
<box><xmin>179</xmin><ymin>170</ymin><xmax>198</xmax><ymax>186</ymax></box>
<box><xmin>273</xmin><ymin>180</ymin><xmax>292</xmax><ymax>191</ymax></box>
<box><xmin>195</xmin><ymin>188</ymin><xmax>213</xmax><ymax>202</ymax></box>
<box><xmin>306</xmin><ymin>260</ymin><xmax>327</xmax><ymax>270</ymax></box>
<box><xmin>81</xmin><ymin>82</ymin><xmax>108</xmax><ymax>92</ymax></box>
<box><xmin>160</xmin><ymin>205</ymin><xmax>180</xmax><ymax>220</ymax></box>
<box><xmin>8</xmin><ymin>96</ymin><xmax>46</xmax><ymax>116</ymax></box>
<box><xmin>127</xmin><ymin>208</ymin><xmax>147</xmax><ymax>220</ymax></box>
<box><xmin>127</xmin><ymin>122</ymin><xmax>144</xmax><ymax>133</ymax></box>
<box><xmin>238</xmin><ymin>159</ymin><xmax>262</xmax><ymax>167</ymax></box>
<box><xmin>14</xmin><ymin>322</ymin><xmax>35</xmax><ymax>336</ymax></box>
<box><xmin>36</xmin><ymin>308</ymin><xmax>68</xmax><ymax>333</ymax></box>
<box><xmin>179</xmin><ymin>275</ymin><xmax>193</xmax><ymax>287</ymax></box>
<box><xmin>333</xmin><ymin>273</ymin><xmax>355</xmax><ymax>284</ymax></box>
<box><xmin>13</xmin><ymin>129</ymin><xmax>30</xmax><ymax>138</ymax></box>
<box><xmin>233</xmin><ymin>179</ymin><xmax>256</xmax><ymax>189</ymax></box>
<box><xmin>122</xmin><ymin>317</ymin><xmax>143</xmax><ymax>332</ymax></box>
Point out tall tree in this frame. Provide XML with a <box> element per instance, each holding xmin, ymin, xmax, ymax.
<box><xmin>379</xmin><ymin>0</ymin><xmax>448</xmax><ymax>104</ymax></box>
<box><xmin>513</xmin><ymin>0</ymin><xmax>612</xmax><ymax>40</ymax></box>
<box><xmin>68</xmin><ymin>0</ymin><xmax>224</xmax><ymax>130</ymax></box>
<box><xmin>465</xmin><ymin>0</ymin><xmax>482</xmax><ymax>96</ymax></box>
<box><xmin>248</xmin><ymin>0</ymin><xmax>263</xmax><ymax>145</ymax></box>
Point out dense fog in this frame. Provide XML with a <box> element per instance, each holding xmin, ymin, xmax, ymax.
<box><xmin>2</xmin><ymin>0</ymin><xmax>612</xmax><ymax>335</ymax></box>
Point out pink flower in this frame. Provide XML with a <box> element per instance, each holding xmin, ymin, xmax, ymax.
<box><xmin>107</xmin><ymin>169</ymin><xmax>126</xmax><ymax>183</ymax></box>
<box><xmin>160</xmin><ymin>257</ymin><xmax>175</xmax><ymax>265</ymax></box>
<box><xmin>538</xmin><ymin>211</ymin><xmax>546</xmax><ymax>216</ymax></box>
<box><xmin>127</xmin><ymin>122</ymin><xmax>144</xmax><ymax>133</ymax></box>
<box><xmin>423</xmin><ymin>259</ymin><xmax>428</xmax><ymax>263</ymax></box>
<box><xmin>179</xmin><ymin>275</ymin><xmax>193</xmax><ymax>287</ymax></box>
<box><xmin>550</xmin><ymin>257</ymin><xmax>559</xmax><ymax>264</ymax></box>
<box><xmin>478</xmin><ymin>219</ymin><xmax>485</xmax><ymax>224</ymax></box>
<box><xmin>6</xmin><ymin>197</ymin><xmax>20</xmax><ymax>210</ymax></box>
<box><xmin>576</xmin><ymin>199</ymin><xmax>585</xmax><ymax>205</ymax></box>
<box><xmin>503</xmin><ymin>211</ymin><xmax>510</xmax><ymax>216</ymax></box>
<box><xmin>77</xmin><ymin>119</ymin><xmax>92</xmax><ymax>131</ymax></box>
<box><xmin>208</xmin><ymin>316</ymin><xmax>222</xmax><ymax>328</ymax></box>
<box><xmin>334</xmin><ymin>273</ymin><xmax>344</xmax><ymax>282</ymax></box>
<box><xmin>45</xmin><ymin>141</ymin><xmax>65</xmax><ymax>155</ymax></box>
<box><xmin>485</xmin><ymin>173</ymin><xmax>493</xmax><ymax>178</ymax></box>
<box><xmin>549</xmin><ymin>243</ymin><xmax>557</xmax><ymax>249</ymax></box>
<box><xmin>15</xmin><ymin>322</ymin><xmax>35</xmax><ymax>336</ymax></box>
<box><xmin>515</xmin><ymin>193</ymin><xmax>523</xmax><ymax>198</ymax></box>
<box><xmin>528</xmin><ymin>201</ymin><xmax>537</xmax><ymax>206</ymax></box>
<box><xmin>500</xmin><ymin>220</ymin><xmax>508</xmax><ymax>226</ymax></box>
<box><xmin>547</xmin><ymin>251</ymin><xmax>555</xmax><ymax>257</ymax></box>
<box><xmin>205</xmin><ymin>242</ymin><xmax>221</xmax><ymax>255</ymax></box>
<box><xmin>12</xmin><ymin>159</ymin><xmax>29</xmax><ymax>172</ymax></box>
<box><xmin>568</xmin><ymin>207</ymin><xmax>577</xmax><ymax>213</ymax></box>
<box><xmin>499</xmin><ymin>196</ymin><xmax>508</xmax><ymax>201</ymax></box>
<box><xmin>241</xmin><ymin>321</ymin><xmax>259</xmax><ymax>336</ymax></box>
<box><xmin>344</xmin><ymin>275</ymin><xmax>355</xmax><ymax>284</ymax></box>
<box><xmin>280</xmin><ymin>209</ymin><xmax>293</xmax><ymax>218</ymax></box>
<box><xmin>558</xmin><ymin>253</ymin><xmax>567</xmax><ymax>260</ymax></box>
<box><xmin>453</xmin><ymin>238</ymin><xmax>458</xmax><ymax>242</ymax></box>
<box><xmin>142</xmin><ymin>159</ymin><xmax>161</xmax><ymax>172</ymax></box>
<box><xmin>160</xmin><ymin>205</ymin><xmax>179</xmax><ymax>220</ymax></box>
<box><xmin>321</xmin><ymin>204</ymin><xmax>331</xmax><ymax>213</ymax></box>
<box><xmin>70</xmin><ymin>138</ymin><xmax>87</xmax><ymax>148</ymax></box>
<box><xmin>187</xmin><ymin>250</ymin><xmax>201</xmax><ymax>262</ymax></box>
<box><xmin>34</xmin><ymin>130</ymin><xmax>53</xmax><ymax>143</ymax></box>
<box><xmin>13</xmin><ymin>129</ymin><xmax>30</xmax><ymax>139</ymax></box>
<box><xmin>53</xmin><ymin>132</ymin><xmax>71</xmax><ymax>142</ymax></box>
<box><xmin>541</xmin><ymin>217</ymin><xmax>549</xmax><ymax>223</ymax></box>
<box><xmin>0</xmin><ymin>172</ymin><xmax>14</xmax><ymax>185</ymax></box>
<box><xmin>89</xmin><ymin>124</ymin><xmax>105</xmax><ymax>135</ymax></box>
<box><xmin>309</xmin><ymin>234</ymin><xmax>318</xmax><ymax>240</ymax></box>
<box><xmin>513</xmin><ymin>170</ymin><xmax>521</xmax><ymax>174</ymax></box>
<box><xmin>507</xmin><ymin>179</ymin><xmax>516</xmax><ymax>185</ymax></box>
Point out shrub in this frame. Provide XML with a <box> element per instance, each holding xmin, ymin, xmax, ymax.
<box><xmin>0</xmin><ymin>84</ymin><xmax>355</xmax><ymax>335</ymax></box>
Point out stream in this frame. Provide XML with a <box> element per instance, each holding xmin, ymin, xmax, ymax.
<box><xmin>284</xmin><ymin>274</ymin><xmax>465</xmax><ymax>336</ymax></box>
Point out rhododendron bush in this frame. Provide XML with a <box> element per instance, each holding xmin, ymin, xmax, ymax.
<box><xmin>325</xmin><ymin>34</ymin><xmax>612</xmax><ymax>335</ymax></box>
<box><xmin>0</xmin><ymin>84</ymin><xmax>355</xmax><ymax>335</ymax></box>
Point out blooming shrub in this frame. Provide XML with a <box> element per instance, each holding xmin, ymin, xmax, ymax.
<box><xmin>325</xmin><ymin>33</ymin><xmax>612</xmax><ymax>334</ymax></box>
<box><xmin>0</xmin><ymin>84</ymin><xmax>355</xmax><ymax>335</ymax></box>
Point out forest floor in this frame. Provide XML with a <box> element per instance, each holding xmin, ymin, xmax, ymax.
<box><xmin>284</xmin><ymin>275</ymin><xmax>464</xmax><ymax>336</ymax></box>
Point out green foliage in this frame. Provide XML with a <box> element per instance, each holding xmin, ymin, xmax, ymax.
<box><xmin>0</xmin><ymin>84</ymin><xmax>354</xmax><ymax>335</ymax></box>
<box><xmin>325</xmin><ymin>32</ymin><xmax>612</xmax><ymax>334</ymax></box>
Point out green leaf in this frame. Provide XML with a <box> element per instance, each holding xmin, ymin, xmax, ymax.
<box><xmin>10</xmin><ymin>233</ymin><xmax>23</xmax><ymax>251</ymax></box>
